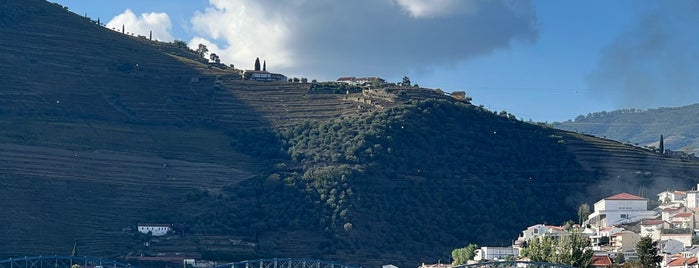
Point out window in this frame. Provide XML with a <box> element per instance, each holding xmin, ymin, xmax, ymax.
<box><xmin>621</xmin><ymin>214</ymin><xmax>628</xmax><ymax>219</ymax></box>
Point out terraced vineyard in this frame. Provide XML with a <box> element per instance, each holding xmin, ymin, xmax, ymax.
<box><xmin>3</xmin><ymin>1</ymin><xmax>699</xmax><ymax>267</ymax></box>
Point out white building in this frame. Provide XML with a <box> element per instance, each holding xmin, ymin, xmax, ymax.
<box><xmin>661</xmin><ymin>233</ymin><xmax>693</xmax><ymax>249</ymax></box>
<box><xmin>514</xmin><ymin>224</ymin><xmax>566</xmax><ymax>247</ymax></box>
<box><xmin>687</xmin><ymin>191</ymin><xmax>699</xmax><ymax>208</ymax></box>
<box><xmin>641</xmin><ymin>219</ymin><xmax>665</xmax><ymax>241</ymax></box>
<box><xmin>658</xmin><ymin>190</ymin><xmax>687</xmax><ymax>205</ymax></box>
<box><xmin>473</xmin><ymin>247</ymin><xmax>520</xmax><ymax>261</ymax></box>
<box><xmin>587</xmin><ymin>193</ymin><xmax>658</xmax><ymax>228</ymax></box>
<box><xmin>137</xmin><ymin>223</ymin><xmax>171</xmax><ymax>236</ymax></box>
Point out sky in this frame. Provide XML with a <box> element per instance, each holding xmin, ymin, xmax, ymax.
<box><xmin>53</xmin><ymin>0</ymin><xmax>699</xmax><ymax>122</ymax></box>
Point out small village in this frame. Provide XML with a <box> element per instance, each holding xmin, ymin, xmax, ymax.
<box><xmin>414</xmin><ymin>187</ymin><xmax>699</xmax><ymax>268</ymax></box>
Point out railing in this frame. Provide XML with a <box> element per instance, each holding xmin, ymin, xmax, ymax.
<box><xmin>211</xmin><ymin>258</ymin><xmax>359</xmax><ymax>268</ymax></box>
<box><xmin>453</xmin><ymin>261</ymin><xmax>576</xmax><ymax>268</ymax></box>
<box><xmin>0</xmin><ymin>256</ymin><xmax>133</xmax><ymax>268</ymax></box>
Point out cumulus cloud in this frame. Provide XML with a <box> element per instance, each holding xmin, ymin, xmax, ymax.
<box><xmin>587</xmin><ymin>1</ymin><xmax>699</xmax><ymax>109</ymax></box>
<box><xmin>190</xmin><ymin>0</ymin><xmax>538</xmax><ymax>80</ymax></box>
<box><xmin>106</xmin><ymin>9</ymin><xmax>174</xmax><ymax>41</ymax></box>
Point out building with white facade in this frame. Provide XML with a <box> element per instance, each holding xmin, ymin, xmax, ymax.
<box><xmin>137</xmin><ymin>223</ymin><xmax>171</xmax><ymax>236</ymax></box>
<box><xmin>514</xmin><ymin>224</ymin><xmax>566</xmax><ymax>247</ymax></box>
<box><xmin>587</xmin><ymin>193</ymin><xmax>658</xmax><ymax>228</ymax></box>
<box><xmin>641</xmin><ymin>219</ymin><xmax>665</xmax><ymax>241</ymax></box>
<box><xmin>473</xmin><ymin>247</ymin><xmax>520</xmax><ymax>261</ymax></box>
<box><xmin>659</xmin><ymin>191</ymin><xmax>688</xmax><ymax>205</ymax></box>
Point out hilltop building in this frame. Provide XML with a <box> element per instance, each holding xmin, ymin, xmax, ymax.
<box><xmin>137</xmin><ymin>223</ymin><xmax>171</xmax><ymax>236</ymax></box>
<box><xmin>242</xmin><ymin>70</ymin><xmax>287</xmax><ymax>81</ymax></box>
<box><xmin>243</xmin><ymin>58</ymin><xmax>286</xmax><ymax>81</ymax></box>
<box><xmin>336</xmin><ymin>76</ymin><xmax>382</xmax><ymax>86</ymax></box>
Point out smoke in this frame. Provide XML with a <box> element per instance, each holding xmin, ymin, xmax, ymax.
<box><xmin>189</xmin><ymin>0</ymin><xmax>538</xmax><ymax>79</ymax></box>
<box><xmin>587</xmin><ymin>1</ymin><xmax>699</xmax><ymax>109</ymax></box>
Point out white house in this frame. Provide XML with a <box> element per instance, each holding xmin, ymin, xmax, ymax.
<box><xmin>662</xmin><ymin>233</ymin><xmax>693</xmax><ymax>249</ymax></box>
<box><xmin>663</xmin><ymin>207</ymin><xmax>688</xmax><ymax>222</ymax></box>
<box><xmin>670</xmin><ymin>212</ymin><xmax>694</xmax><ymax>229</ymax></box>
<box><xmin>659</xmin><ymin>191</ymin><xmax>688</xmax><ymax>205</ymax></box>
<box><xmin>687</xmin><ymin>190</ymin><xmax>699</xmax><ymax>208</ymax></box>
<box><xmin>587</xmin><ymin>193</ymin><xmax>658</xmax><ymax>228</ymax></box>
<box><xmin>243</xmin><ymin>70</ymin><xmax>287</xmax><ymax>81</ymax></box>
<box><xmin>514</xmin><ymin>224</ymin><xmax>566</xmax><ymax>247</ymax></box>
<box><xmin>473</xmin><ymin>247</ymin><xmax>520</xmax><ymax>261</ymax></box>
<box><xmin>137</xmin><ymin>223</ymin><xmax>171</xmax><ymax>236</ymax></box>
<box><xmin>685</xmin><ymin>184</ymin><xmax>699</xmax><ymax>208</ymax></box>
<box><xmin>641</xmin><ymin>219</ymin><xmax>665</xmax><ymax>241</ymax></box>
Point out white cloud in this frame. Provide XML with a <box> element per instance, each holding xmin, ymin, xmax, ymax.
<box><xmin>106</xmin><ymin>9</ymin><xmax>174</xmax><ymax>41</ymax></box>
<box><xmin>189</xmin><ymin>0</ymin><xmax>292</xmax><ymax>71</ymax></box>
<box><xmin>189</xmin><ymin>0</ymin><xmax>537</xmax><ymax>80</ymax></box>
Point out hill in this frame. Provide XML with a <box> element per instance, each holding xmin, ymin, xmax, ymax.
<box><xmin>553</xmin><ymin>104</ymin><xmax>699</xmax><ymax>155</ymax></box>
<box><xmin>2</xmin><ymin>1</ymin><xmax>699</xmax><ymax>267</ymax></box>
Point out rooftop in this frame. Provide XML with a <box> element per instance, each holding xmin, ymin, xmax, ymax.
<box><xmin>604</xmin><ymin>193</ymin><xmax>647</xmax><ymax>201</ymax></box>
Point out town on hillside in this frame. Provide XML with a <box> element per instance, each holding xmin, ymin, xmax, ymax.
<box><xmin>428</xmin><ymin>188</ymin><xmax>699</xmax><ymax>268</ymax></box>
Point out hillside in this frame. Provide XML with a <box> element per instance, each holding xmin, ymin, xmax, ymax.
<box><xmin>554</xmin><ymin>105</ymin><xmax>699</xmax><ymax>155</ymax></box>
<box><xmin>2</xmin><ymin>1</ymin><xmax>699</xmax><ymax>267</ymax></box>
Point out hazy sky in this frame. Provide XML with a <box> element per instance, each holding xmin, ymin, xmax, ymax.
<box><xmin>55</xmin><ymin>0</ymin><xmax>699</xmax><ymax>122</ymax></box>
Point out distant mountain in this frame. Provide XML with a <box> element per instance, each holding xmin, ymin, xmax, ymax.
<box><xmin>2</xmin><ymin>1</ymin><xmax>699</xmax><ymax>267</ymax></box>
<box><xmin>553</xmin><ymin>104</ymin><xmax>699</xmax><ymax>155</ymax></box>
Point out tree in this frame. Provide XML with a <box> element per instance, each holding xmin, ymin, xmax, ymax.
<box><xmin>263</xmin><ymin>60</ymin><xmax>266</xmax><ymax>71</ymax></box>
<box><xmin>522</xmin><ymin>231</ymin><xmax>593</xmax><ymax>268</ymax></box>
<box><xmin>209</xmin><ymin>53</ymin><xmax>220</xmax><ymax>64</ymax></box>
<box><xmin>636</xmin><ymin>236</ymin><xmax>661</xmax><ymax>268</ymax></box>
<box><xmin>173</xmin><ymin>40</ymin><xmax>188</xmax><ymax>48</ymax></box>
<box><xmin>254</xmin><ymin>57</ymin><xmax>261</xmax><ymax>71</ymax></box>
<box><xmin>659</xmin><ymin>134</ymin><xmax>664</xmax><ymax>154</ymax></box>
<box><xmin>451</xmin><ymin>243</ymin><xmax>478</xmax><ymax>265</ymax></box>
<box><xmin>553</xmin><ymin>231</ymin><xmax>593</xmax><ymax>268</ymax></box>
<box><xmin>301</xmin><ymin>78</ymin><xmax>308</xmax><ymax>83</ymax></box>
<box><xmin>614</xmin><ymin>253</ymin><xmax>625</xmax><ymax>264</ymax></box>
<box><xmin>196</xmin><ymin>44</ymin><xmax>208</xmax><ymax>59</ymax></box>
<box><xmin>401</xmin><ymin>76</ymin><xmax>411</xmax><ymax>87</ymax></box>
<box><xmin>522</xmin><ymin>236</ymin><xmax>555</xmax><ymax>262</ymax></box>
<box><xmin>578</xmin><ymin>203</ymin><xmax>591</xmax><ymax>225</ymax></box>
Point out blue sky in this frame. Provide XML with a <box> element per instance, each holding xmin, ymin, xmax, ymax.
<box><xmin>53</xmin><ymin>0</ymin><xmax>699</xmax><ymax>122</ymax></box>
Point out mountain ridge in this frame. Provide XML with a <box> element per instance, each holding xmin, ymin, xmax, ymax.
<box><xmin>2</xmin><ymin>1</ymin><xmax>699</xmax><ymax>267</ymax></box>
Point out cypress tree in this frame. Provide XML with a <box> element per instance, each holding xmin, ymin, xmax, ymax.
<box><xmin>263</xmin><ymin>60</ymin><xmax>266</xmax><ymax>71</ymax></box>
<box><xmin>254</xmin><ymin>57</ymin><xmax>261</xmax><ymax>71</ymax></box>
<box><xmin>659</xmin><ymin>134</ymin><xmax>664</xmax><ymax>154</ymax></box>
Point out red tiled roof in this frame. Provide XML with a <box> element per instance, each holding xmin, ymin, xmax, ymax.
<box><xmin>674</xmin><ymin>212</ymin><xmax>693</xmax><ymax>218</ymax></box>
<box><xmin>138</xmin><ymin>223</ymin><xmax>171</xmax><ymax>227</ymax></box>
<box><xmin>641</xmin><ymin>219</ymin><xmax>664</xmax><ymax>225</ymax></box>
<box><xmin>675</xmin><ymin>191</ymin><xmax>687</xmax><ymax>195</ymax></box>
<box><xmin>545</xmin><ymin>225</ymin><xmax>565</xmax><ymax>231</ymax></box>
<box><xmin>592</xmin><ymin>256</ymin><xmax>612</xmax><ymax>267</ymax></box>
<box><xmin>605</xmin><ymin>193</ymin><xmax>647</xmax><ymax>200</ymax></box>
<box><xmin>668</xmin><ymin>257</ymin><xmax>698</xmax><ymax>267</ymax></box>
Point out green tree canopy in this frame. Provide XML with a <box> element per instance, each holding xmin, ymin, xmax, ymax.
<box><xmin>401</xmin><ymin>76</ymin><xmax>411</xmax><ymax>87</ymax></box>
<box><xmin>196</xmin><ymin>44</ymin><xmax>208</xmax><ymax>59</ymax></box>
<box><xmin>522</xmin><ymin>231</ymin><xmax>592</xmax><ymax>268</ymax></box>
<box><xmin>451</xmin><ymin>243</ymin><xmax>478</xmax><ymax>265</ymax></box>
<box><xmin>636</xmin><ymin>236</ymin><xmax>662</xmax><ymax>268</ymax></box>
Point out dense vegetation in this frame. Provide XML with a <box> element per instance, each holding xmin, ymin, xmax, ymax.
<box><xmin>183</xmin><ymin>99</ymin><xmax>598</xmax><ymax>265</ymax></box>
<box><xmin>3</xmin><ymin>1</ymin><xmax>699</xmax><ymax>267</ymax></box>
